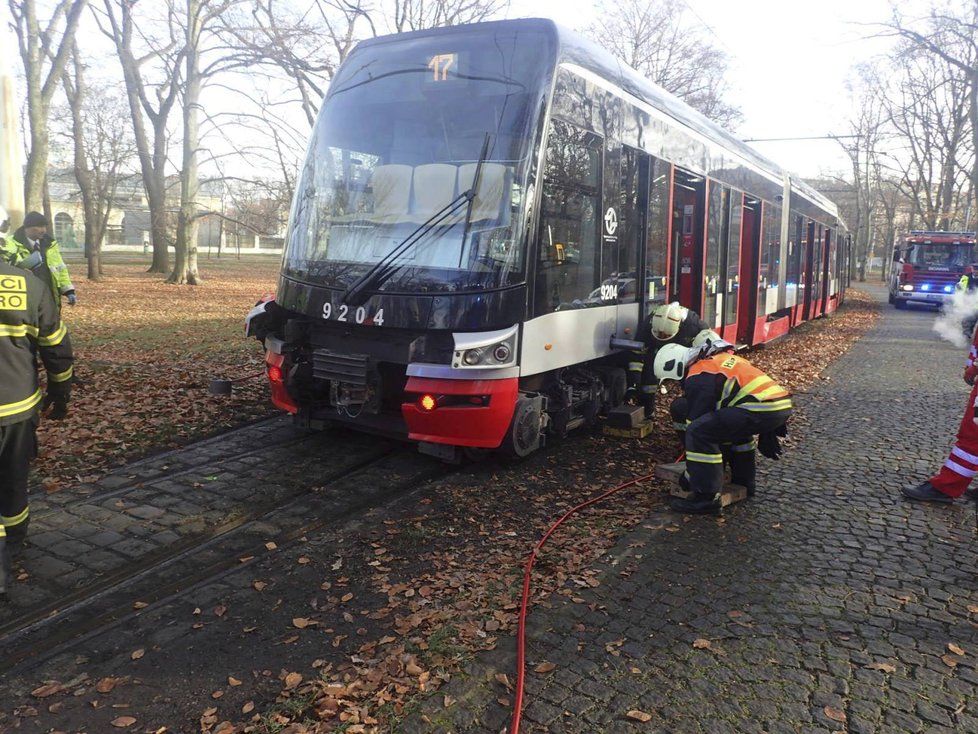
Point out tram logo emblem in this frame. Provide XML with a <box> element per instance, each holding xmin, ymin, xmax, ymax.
<box><xmin>604</xmin><ymin>207</ymin><xmax>618</xmax><ymax>236</ymax></box>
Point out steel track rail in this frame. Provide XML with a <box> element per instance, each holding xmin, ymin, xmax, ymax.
<box><xmin>0</xmin><ymin>446</ymin><xmax>448</xmax><ymax>673</ymax></box>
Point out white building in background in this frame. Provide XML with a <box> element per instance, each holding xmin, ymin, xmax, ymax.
<box><xmin>46</xmin><ymin>170</ymin><xmax>284</xmax><ymax>254</ymax></box>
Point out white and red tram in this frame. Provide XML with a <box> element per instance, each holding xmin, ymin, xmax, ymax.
<box><xmin>247</xmin><ymin>18</ymin><xmax>849</xmax><ymax>460</ymax></box>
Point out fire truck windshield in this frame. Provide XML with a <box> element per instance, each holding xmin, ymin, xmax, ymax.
<box><xmin>906</xmin><ymin>243</ymin><xmax>974</xmax><ymax>270</ymax></box>
<box><xmin>282</xmin><ymin>27</ymin><xmax>553</xmax><ymax>294</ymax></box>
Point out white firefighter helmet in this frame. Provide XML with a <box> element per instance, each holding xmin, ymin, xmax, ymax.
<box><xmin>653</xmin><ymin>343</ymin><xmax>693</xmax><ymax>382</ymax></box>
<box><xmin>650</xmin><ymin>301</ymin><xmax>688</xmax><ymax>341</ymax></box>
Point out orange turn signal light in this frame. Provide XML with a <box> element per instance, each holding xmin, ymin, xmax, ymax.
<box><xmin>419</xmin><ymin>394</ymin><xmax>437</xmax><ymax>411</ymax></box>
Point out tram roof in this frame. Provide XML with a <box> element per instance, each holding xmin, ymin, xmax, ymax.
<box><xmin>353</xmin><ymin>17</ymin><xmax>840</xmax><ymax>222</ymax></box>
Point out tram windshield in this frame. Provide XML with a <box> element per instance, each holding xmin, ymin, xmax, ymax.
<box><xmin>282</xmin><ymin>27</ymin><xmax>553</xmax><ymax>293</ymax></box>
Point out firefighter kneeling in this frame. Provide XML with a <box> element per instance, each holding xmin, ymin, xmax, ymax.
<box><xmin>653</xmin><ymin>342</ymin><xmax>791</xmax><ymax>514</ymax></box>
<box><xmin>0</xmin><ymin>255</ymin><xmax>73</xmax><ymax>595</ymax></box>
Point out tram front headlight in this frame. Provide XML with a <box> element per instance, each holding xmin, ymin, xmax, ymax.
<box><xmin>454</xmin><ymin>332</ymin><xmax>517</xmax><ymax>369</ymax></box>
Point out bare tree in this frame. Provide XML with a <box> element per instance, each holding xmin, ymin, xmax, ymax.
<box><xmin>883</xmin><ymin>3</ymin><xmax>978</xmax><ymax>232</ymax></box>
<box><xmin>97</xmin><ymin>0</ymin><xmax>186</xmax><ymax>273</ymax></box>
<box><xmin>7</xmin><ymin>0</ymin><xmax>89</xmax><ymax>213</ymax></box>
<box><xmin>58</xmin><ymin>43</ymin><xmax>137</xmax><ymax>281</ymax></box>
<box><xmin>586</xmin><ymin>0</ymin><xmax>741</xmax><ymax>127</ymax></box>
<box><xmin>882</xmin><ymin>40</ymin><xmax>973</xmax><ymax>229</ymax></box>
<box><xmin>388</xmin><ymin>0</ymin><xmax>508</xmax><ymax>33</ymax></box>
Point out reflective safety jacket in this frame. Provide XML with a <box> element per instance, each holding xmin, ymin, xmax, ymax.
<box><xmin>2</xmin><ymin>228</ymin><xmax>75</xmax><ymax>309</ymax></box>
<box><xmin>684</xmin><ymin>352</ymin><xmax>791</xmax><ymax>422</ymax></box>
<box><xmin>0</xmin><ymin>262</ymin><xmax>73</xmax><ymax>427</ymax></box>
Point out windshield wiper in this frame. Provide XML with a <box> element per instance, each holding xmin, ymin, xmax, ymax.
<box><xmin>342</xmin><ymin>134</ymin><xmax>492</xmax><ymax>307</ymax></box>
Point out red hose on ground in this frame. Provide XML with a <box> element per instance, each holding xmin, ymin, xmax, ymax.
<box><xmin>509</xmin><ymin>470</ymin><xmax>655</xmax><ymax>734</ymax></box>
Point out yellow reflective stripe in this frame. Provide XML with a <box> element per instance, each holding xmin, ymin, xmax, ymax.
<box><xmin>628</xmin><ymin>362</ymin><xmax>643</xmax><ymax>371</ymax></box>
<box><xmin>732</xmin><ymin>441</ymin><xmax>756</xmax><ymax>452</ymax></box>
<box><xmin>756</xmin><ymin>384</ymin><xmax>788</xmax><ymax>401</ymax></box>
<box><xmin>672</xmin><ymin>422</ymin><xmax>686</xmax><ymax>430</ymax></box>
<box><xmin>0</xmin><ymin>324</ymin><xmax>32</xmax><ymax>338</ymax></box>
<box><xmin>0</xmin><ymin>389</ymin><xmax>43</xmax><ymax>418</ymax></box>
<box><xmin>730</xmin><ymin>375</ymin><xmax>774</xmax><ymax>406</ymax></box>
<box><xmin>38</xmin><ymin>322</ymin><xmax>67</xmax><ymax>346</ymax></box>
<box><xmin>741</xmin><ymin>398</ymin><xmax>793</xmax><ymax>412</ymax></box>
<box><xmin>2</xmin><ymin>507</ymin><xmax>29</xmax><ymax>527</ymax></box>
<box><xmin>687</xmin><ymin>451</ymin><xmax>723</xmax><ymax>464</ymax></box>
<box><xmin>641</xmin><ymin>385</ymin><xmax>656</xmax><ymax>394</ymax></box>
<box><xmin>49</xmin><ymin>366</ymin><xmax>73</xmax><ymax>383</ymax></box>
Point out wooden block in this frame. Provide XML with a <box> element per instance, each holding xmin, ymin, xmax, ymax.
<box><xmin>606</xmin><ymin>405</ymin><xmax>646</xmax><ymax>428</ymax></box>
<box><xmin>670</xmin><ymin>483</ymin><xmax>749</xmax><ymax>507</ymax></box>
<box><xmin>655</xmin><ymin>461</ymin><xmax>686</xmax><ymax>483</ymax></box>
<box><xmin>602</xmin><ymin>420</ymin><xmax>655</xmax><ymax>439</ymax></box>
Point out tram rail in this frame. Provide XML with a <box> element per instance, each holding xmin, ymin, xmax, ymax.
<box><xmin>0</xmin><ymin>438</ymin><xmax>449</xmax><ymax>675</ymax></box>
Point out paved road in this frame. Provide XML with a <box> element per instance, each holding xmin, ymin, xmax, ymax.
<box><xmin>413</xmin><ymin>284</ymin><xmax>978</xmax><ymax>734</ymax></box>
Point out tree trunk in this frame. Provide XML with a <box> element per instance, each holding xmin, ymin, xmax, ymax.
<box><xmin>169</xmin><ymin>0</ymin><xmax>202</xmax><ymax>285</ymax></box>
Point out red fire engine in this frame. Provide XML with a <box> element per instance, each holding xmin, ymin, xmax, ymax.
<box><xmin>889</xmin><ymin>231</ymin><xmax>977</xmax><ymax>309</ymax></box>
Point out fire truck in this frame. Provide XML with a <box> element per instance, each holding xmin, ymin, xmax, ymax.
<box><xmin>889</xmin><ymin>231</ymin><xmax>977</xmax><ymax>309</ymax></box>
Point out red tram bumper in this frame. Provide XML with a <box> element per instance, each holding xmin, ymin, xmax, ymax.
<box><xmin>401</xmin><ymin>376</ymin><xmax>519</xmax><ymax>448</ymax></box>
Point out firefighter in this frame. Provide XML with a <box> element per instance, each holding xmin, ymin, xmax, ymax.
<box><xmin>626</xmin><ymin>301</ymin><xmax>716</xmax><ymax>419</ymax></box>
<box><xmin>0</xmin><ymin>226</ymin><xmax>73</xmax><ymax>594</ymax></box>
<box><xmin>2</xmin><ymin>211</ymin><xmax>76</xmax><ymax>311</ymax></box>
<box><xmin>653</xmin><ymin>342</ymin><xmax>792</xmax><ymax>514</ymax></box>
<box><xmin>957</xmin><ymin>266</ymin><xmax>978</xmax><ymax>293</ymax></box>
<box><xmin>903</xmin><ymin>326</ymin><xmax>978</xmax><ymax>503</ymax></box>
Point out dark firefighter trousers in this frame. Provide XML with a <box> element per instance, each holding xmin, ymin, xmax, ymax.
<box><xmin>685</xmin><ymin>406</ymin><xmax>792</xmax><ymax>496</ymax></box>
<box><xmin>0</xmin><ymin>416</ymin><xmax>37</xmax><ymax>545</ymax></box>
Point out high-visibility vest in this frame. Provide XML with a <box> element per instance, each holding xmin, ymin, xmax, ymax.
<box><xmin>686</xmin><ymin>353</ymin><xmax>792</xmax><ymax>413</ymax></box>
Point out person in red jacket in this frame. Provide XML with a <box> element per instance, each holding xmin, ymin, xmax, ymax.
<box><xmin>654</xmin><ymin>343</ymin><xmax>792</xmax><ymax>514</ymax></box>
<box><xmin>903</xmin><ymin>329</ymin><xmax>978</xmax><ymax>503</ymax></box>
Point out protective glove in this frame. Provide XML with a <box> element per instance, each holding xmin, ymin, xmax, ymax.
<box><xmin>758</xmin><ymin>431</ymin><xmax>782</xmax><ymax>460</ymax></box>
<box><xmin>965</xmin><ymin>365</ymin><xmax>978</xmax><ymax>386</ymax></box>
<box><xmin>623</xmin><ymin>386</ymin><xmax>639</xmax><ymax>405</ymax></box>
<box><xmin>41</xmin><ymin>393</ymin><xmax>69</xmax><ymax>420</ymax></box>
<box><xmin>42</xmin><ymin>381</ymin><xmax>71</xmax><ymax>420</ymax></box>
<box><xmin>66</xmin><ymin>291</ymin><xmax>76</xmax><ymax>306</ymax></box>
<box><xmin>17</xmin><ymin>250</ymin><xmax>43</xmax><ymax>270</ymax></box>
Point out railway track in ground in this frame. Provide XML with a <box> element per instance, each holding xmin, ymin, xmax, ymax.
<box><xmin>0</xmin><ymin>423</ymin><xmax>450</xmax><ymax>678</ymax></box>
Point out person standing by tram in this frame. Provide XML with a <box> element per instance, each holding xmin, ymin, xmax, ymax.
<box><xmin>2</xmin><ymin>211</ymin><xmax>77</xmax><ymax>312</ymax></box>
<box><xmin>626</xmin><ymin>301</ymin><xmax>716</xmax><ymax>420</ymax></box>
<box><xmin>0</xmin><ymin>207</ymin><xmax>74</xmax><ymax>594</ymax></box>
<box><xmin>904</xmin><ymin>322</ymin><xmax>978</xmax><ymax>504</ymax></box>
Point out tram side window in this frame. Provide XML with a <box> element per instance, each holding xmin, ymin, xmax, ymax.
<box><xmin>759</xmin><ymin>202</ymin><xmax>781</xmax><ymax>313</ymax></box>
<box><xmin>646</xmin><ymin>161</ymin><xmax>670</xmax><ymax>303</ymax></box>
<box><xmin>535</xmin><ymin>119</ymin><xmax>602</xmax><ymax>315</ymax></box>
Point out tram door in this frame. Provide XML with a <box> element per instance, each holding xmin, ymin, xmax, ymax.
<box><xmin>670</xmin><ymin>169</ymin><xmax>706</xmax><ymax>312</ymax></box>
<box><xmin>737</xmin><ymin>197</ymin><xmax>762</xmax><ymax>344</ymax></box>
<box><xmin>702</xmin><ymin>182</ymin><xmax>728</xmax><ymax>330</ymax></box>
<box><xmin>721</xmin><ymin>193</ymin><xmax>743</xmax><ymax>339</ymax></box>
<box><xmin>802</xmin><ymin>220</ymin><xmax>816</xmax><ymax>321</ymax></box>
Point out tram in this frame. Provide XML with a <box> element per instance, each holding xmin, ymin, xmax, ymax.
<box><xmin>246</xmin><ymin>18</ymin><xmax>849</xmax><ymax>460</ymax></box>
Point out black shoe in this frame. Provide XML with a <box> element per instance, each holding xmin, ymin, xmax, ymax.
<box><xmin>670</xmin><ymin>492</ymin><xmax>722</xmax><ymax>515</ymax></box>
<box><xmin>902</xmin><ymin>481</ymin><xmax>954</xmax><ymax>503</ymax></box>
<box><xmin>964</xmin><ymin>487</ymin><xmax>978</xmax><ymax>501</ymax></box>
<box><xmin>0</xmin><ymin>543</ymin><xmax>9</xmax><ymax>597</ymax></box>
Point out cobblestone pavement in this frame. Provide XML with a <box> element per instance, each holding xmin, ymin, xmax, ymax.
<box><xmin>419</xmin><ymin>284</ymin><xmax>978</xmax><ymax>734</ymax></box>
<box><xmin>3</xmin><ymin>418</ymin><xmax>374</xmax><ymax>619</ymax></box>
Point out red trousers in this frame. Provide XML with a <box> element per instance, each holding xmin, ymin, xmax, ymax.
<box><xmin>930</xmin><ymin>382</ymin><xmax>978</xmax><ymax>497</ymax></box>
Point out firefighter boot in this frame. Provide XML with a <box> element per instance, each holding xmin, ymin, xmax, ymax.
<box><xmin>670</xmin><ymin>492</ymin><xmax>722</xmax><ymax>515</ymax></box>
<box><xmin>902</xmin><ymin>481</ymin><xmax>954</xmax><ymax>504</ymax></box>
<box><xmin>6</xmin><ymin>516</ymin><xmax>29</xmax><ymax>556</ymax></box>
<box><xmin>0</xmin><ymin>538</ymin><xmax>9</xmax><ymax>597</ymax></box>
